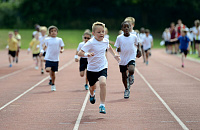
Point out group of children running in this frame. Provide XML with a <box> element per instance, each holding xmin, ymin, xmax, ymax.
<box><xmin>162</xmin><ymin>19</ymin><xmax>200</xmax><ymax>67</ymax></box>
<box><xmin>7</xmin><ymin>16</ymin><xmax>155</xmax><ymax>114</ymax></box>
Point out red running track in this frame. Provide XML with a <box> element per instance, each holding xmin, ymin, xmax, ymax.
<box><xmin>0</xmin><ymin>49</ymin><xmax>200</xmax><ymax>130</ymax></box>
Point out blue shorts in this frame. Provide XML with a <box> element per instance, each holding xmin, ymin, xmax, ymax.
<box><xmin>87</xmin><ymin>68</ymin><xmax>107</xmax><ymax>86</ymax></box>
<box><xmin>45</xmin><ymin>60</ymin><xmax>59</xmax><ymax>72</ymax></box>
<box><xmin>79</xmin><ymin>58</ymin><xmax>88</xmax><ymax>72</ymax></box>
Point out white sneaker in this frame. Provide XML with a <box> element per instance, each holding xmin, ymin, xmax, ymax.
<box><xmin>51</xmin><ymin>85</ymin><xmax>56</xmax><ymax>91</ymax></box>
<box><xmin>35</xmin><ymin>66</ymin><xmax>39</xmax><ymax>70</ymax></box>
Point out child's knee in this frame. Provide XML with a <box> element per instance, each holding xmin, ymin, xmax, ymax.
<box><xmin>46</xmin><ymin>67</ymin><xmax>51</xmax><ymax>72</ymax></box>
<box><xmin>100</xmin><ymin>81</ymin><xmax>106</xmax><ymax>87</ymax></box>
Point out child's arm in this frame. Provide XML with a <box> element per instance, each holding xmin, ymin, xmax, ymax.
<box><xmin>78</xmin><ymin>50</ymin><xmax>94</xmax><ymax>57</ymax></box>
<box><xmin>60</xmin><ymin>46</ymin><xmax>64</xmax><ymax>53</ymax></box>
<box><xmin>39</xmin><ymin>45</ymin><xmax>47</xmax><ymax>56</ymax></box>
<box><xmin>188</xmin><ymin>41</ymin><xmax>191</xmax><ymax>51</ymax></box>
<box><xmin>170</xmin><ymin>38</ymin><xmax>178</xmax><ymax>42</ymax></box>
<box><xmin>136</xmin><ymin>44</ymin><xmax>142</xmax><ymax>58</ymax></box>
<box><xmin>74</xmin><ymin>50</ymin><xmax>79</xmax><ymax>62</ymax></box>
<box><xmin>108</xmin><ymin>44</ymin><xmax>121</xmax><ymax>62</ymax></box>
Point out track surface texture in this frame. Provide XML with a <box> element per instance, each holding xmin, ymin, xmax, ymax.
<box><xmin>0</xmin><ymin>49</ymin><xmax>199</xmax><ymax>130</ymax></box>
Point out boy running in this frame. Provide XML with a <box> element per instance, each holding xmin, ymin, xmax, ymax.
<box><xmin>75</xmin><ymin>31</ymin><xmax>91</xmax><ymax>90</ymax></box>
<box><xmin>78</xmin><ymin>22</ymin><xmax>120</xmax><ymax>114</ymax></box>
<box><xmin>7</xmin><ymin>32</ymin><xmax>18</xmax><ymax>67</ymax></box>
<box><xmin>28</xmin><ymin>33</ymin><xmax>40</xmax><ymax>70</ymax></box>
<box><xmin>142</xmin><ymin>29</ymin><xmax>153</xmax><ymax>65</ymax></box>
<box><xmin>14</xmin><ymin>29</ymin><xmax>21</xmax><ymax>63</ymax></box>
<box><xmin>40</xmin><ymin>26</ymin><xmax>64</xmax><ymax>91</ymax></box>
<box><xmin>115</xmin><ymin>21</ymin><xmax>141</xmax><ymax>99</ymax></box>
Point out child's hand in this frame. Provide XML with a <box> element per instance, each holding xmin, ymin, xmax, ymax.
<box><xmin>75</xmin><ymin>58</ymin><xmax>79</xmax><ymax>62</ymax></box>
<box><xmin>39</xmin><ymin>53</ymin><xmax>43</xmax><ymax>57</ymax></box>
<box><xmin>136</xmin><ymin>50</ymin><xmax>142</xmax><ymax>58</ymax></box>
<box><xmin>60</xmin><ymin>48</ymin><xmax>64</xmax><ymax>53</ymax></box>
<box><xmin>114</xmin><ymin>54</ymin><xmax>121</xmax><ymax>62</ymax></box>
<box><xmin>187</xmin><ymin>47</ymin><xmax>190</xmax><ymax>51</ymax></box>
<box><xmin>117</xmin><ymin>47</ymin><xmax>121</xmax><ymax>52</ymax></box>
<box><xmin>88</xmin><ymin>52</ymin><xmax>94</xmax><ymax>57</ymax></box>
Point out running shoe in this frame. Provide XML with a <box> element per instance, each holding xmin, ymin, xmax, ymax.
<box><xmin>129</xmin><ymin>74</ymin><xmax>134</xmax><ymax>85</ymax></box>
<box><xmin>124</xmin><ymin>89</ymin><xmax>130</xmax><ymax>99</ymax></box>
<box><xmin>41</xmin><ymin>69</ymin><xmax>44</xmax><ymax>74</ymax></box>
<box><xmin>9</xmin><ymin>64</ymin><xmax>12</xmax><ymax>67</ymax></box>
<box><xmin>49</xmin><ymin>80</ymin><xmax>52</xmax><ymax>85</ymax></box>
<box><xmin>35</xmin><ymin>66</ymin><xmax>39</xmax><ymax>70</ymax></box>
<box><xmin>85</xmin><ymin>84</ymin><xmax>89</xmax><ymax>90</ymax></box>
<box><xmin>182</xmin><ymin>64</ymin><xmax>184</xmax><ymax>68</ymax></box>
<box><xmin>51</xmin><ymin>85</ymin><xmax>56</xmax><ymax>91</ymax></box>
<box><xmin>146</xmin><ymin>61</ymin><xmax>149</xmax><ymax>65</ymax></box>
<box><xmin>99</xmin><ymin>106</ymin><xmax>106</xmax><ymax>114</ymax></box>
<box><xmin>90</xmin><ymin>95</ymin><xmax>96</xmax><ymax>104</ymax></box>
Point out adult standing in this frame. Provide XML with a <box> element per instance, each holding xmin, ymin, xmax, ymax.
<box><xmin>193</xmin><ymin>20</ymin><xmax>200</xmax><ymax>57</ymax></box>
<box><xmin>169</xmin><ymin>22</ymin><xmax>176</xmax><ymax>54</ymax></box>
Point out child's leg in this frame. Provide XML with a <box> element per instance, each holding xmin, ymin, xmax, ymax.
<box><xmin>98</xmin><ymin>76</ymin><xmax>107</xmax><ymax>104</ymax></box>
<box><xmin>121</xmin><ymin>72</ymin><xmax>128</xmax><ymax>89</ymax></box>
<box><xmin>141</xmin><ymin>47</ymin><xmax>145</xmax><ymax>62</ymax></box>
<box><xmin>80</xmin><ymin>71</ymin><xmax>85</xmax><ymax>77</ymax></box>
<box><xmin>50</xmin><ymin>70</ymin><xmax>55</xmax><ymax>85</ymax></box>
<box><xmin>36</xmin><ymin>56</ymin><xmax>39</xmax><ymax>67</ymax></box>
<box><xmin>196</xmin><ymin>44</ymin><xmax>200</xmax><ymax>56</ymax></box>
<box><xmin>85</xmin><ymin>72</ymin><xmax>89</xmax><ymax>85</ymax></box>
<box><xmin>181</xmin><ymin>53</ymin><xmax>184</xmax><ymax>67</ymax></box>
<box><xmin>128</xmin><ymin>65</ymin><xmax>135</xmax><ymax>76</ymax></box>
<box><xmin>89</xmin><ymin>83</ymin><xmax>96</xmax><ymax>96</ymax></box>
<box><xmin>8</xmin><ymin>55</ymin><xmax>11</xmax><ymax>64</ymax></box>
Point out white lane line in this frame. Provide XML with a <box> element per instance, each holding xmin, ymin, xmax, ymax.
<box><xmin>136</xmin><ymin>68</ymin><xmax>189</xmax><ymax>130</ymax></box>
<box><xmin>158</xmin><ymin>61</ymin><xmax>200</xmax><ymax>82</ymax></box>
<box><xmin>0</xmin><ymin>59</ymin><xmax>74</xmax><ymax>111</ymax></box>
<box><xmin>0</xmin><ymin>65</ymin><xmax>34</xmax><ymax>80</ymax></box>
<box><xmin>73</xmin><ymin>90</ymin><xmax>90</xmax><ymax>130</ymax></box>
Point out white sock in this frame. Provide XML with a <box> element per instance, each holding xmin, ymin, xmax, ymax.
<box><xmin>99</xmin><ymin>104</ymin><xmax>105</xmax><ymax>107</ymax></box>
<box><xmin>90</xmin><ymin>93</ymin><xmax>95</xmax><ymax>97</ymax></box>
<box><xmin>49</xmin><ymin>77</ymin><xmax>52</xmax><ymax>80</ymax></box>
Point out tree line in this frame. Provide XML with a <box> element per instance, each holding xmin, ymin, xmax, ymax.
<box><xmin>0</xmin><ymin>0</ymin><xmax>200</xmax><ymax>30</ymax></box>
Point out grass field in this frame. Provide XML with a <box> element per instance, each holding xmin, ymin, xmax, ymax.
<box><xmin>0</xmin><ymin>29</ymin><xmax>163</xmax><ymax>50</ymax></box>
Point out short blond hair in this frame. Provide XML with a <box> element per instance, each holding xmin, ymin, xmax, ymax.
<box><xmin>92</xmin><ymin>21</ymin><xmax>105</xmax><ymax>32</ymax></box>
<box><xmin>124</xmin><ymin>17</ymin><xmax>135</xmax><ymax>25</ymax></box>
<box><xmin>40</xmin><ymin>26</ymin><xmax>47</xmax><ymax>31</ymax></box>
<box><xmin>8</xmin><ymin>31</ymin><xmax>14</xmax><ymax>35</ymax></box>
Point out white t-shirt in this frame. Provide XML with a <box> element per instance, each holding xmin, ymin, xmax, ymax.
<box><xmin>44</xmin><ymin>37</ymin><xmax>65</xmax><ymax>62</ymax></box>
<box><xmin>104</xmin><ymin>34</ymin><xmax>109</xmax><ymax>39</ymax></box>
<box><xmin>122</xmin><ymin>30</ymin><xmax>140</xmax><ymax>43</ymax></box>
<box><xmin>193</xmin><ymin>27</ymin><xmax>200</xmax><ymax>40</ymax></box>
<box><xmin>187</xmin><ymin>32</ymin><xmax>193</xmax><ymax>41</ymax></box>
<box><xmin>114</xmin><ymin>34</ymin><xmax>138</xmax><ymax>65</ymax></box>
<box><xmin>39</xmin><ymin>35</ymin><xmax>47</xmax><ymax>51</ymax></box>
<box><xmin>142</xmin><ymin>35</ymin><xmax>153</xmax><ymax>51</ymax></box>
<box><xmin>139</xmin><ymin>33</ymin><xmax>146</xmax><ymax>42</ymax></box>
<box><xmin>77</xmin><ymin>42</ymin><xmax>87</xmax><ymax>58</ymax></box>
<box><xmin>162</xmin><ymin>31</ymin><xmax>171</xmax><ymax>41</ymax></box>
<box><xmin>81</xmin><ymin>37</ymin><xmax>109</xmax><ymax>72</ymax></box>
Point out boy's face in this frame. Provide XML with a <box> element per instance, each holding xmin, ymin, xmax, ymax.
<box><xmin>49</xmin><ymin>28</ymin><xmax>58</xmax><ymax>37</ymax></box>
<box><xmin>83</xmin><ymin>34</ymin><xmax>91</xmax><ymax>42</ymax></box>
<box><xmin>92</xmin><ymin>25</ymin><xmax>104</xmax><ymax>41</ymax></box>
<box><xmin>35</xmin><ymin>33</ymin><xmax>39</xmax><ymax>39</ymax></box>
<box><xmin>9</xmin><ymin>34</ymin><xmax>13</xmax><ymax>39</ymax></box>
<box><xmin>145</xmin><ymin>32</ymin><xmax>149</xmax><ymax>36</ymax></box>
<box><xmin>14</xmin><ymin>31</ymin><xmax>18</xmax><ymax>35</ymax></box>
<box><xmin>122</xmin><ymin>23</ymin><xmax>130</xmax><ymax>36</ymax></box>
<box><xmin>181</xmin><ymin>31</ymin><xmax>186</xmax><ymax>36</ymax></box>
<box><xmin>41</xmin><ymin>30</ymin><xmax>46</xmax><ymax>36</ymax></box>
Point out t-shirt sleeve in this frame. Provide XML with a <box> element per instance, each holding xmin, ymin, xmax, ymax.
<box><xmin>60</xmin><ymin>38</ymin><xmax>65</xmax><ymax>47</ymax></box>
<box><xmin>81</xmin><ymin>41</ymin><xmax>92</xmax><ymax>52</ymax></box>
<box><xmin>77</xmin><ymin>43</ymin><xmax>81</xmax><ymax>51</ymax></box>
<box><xmin>29</xmin><ymin>40</ymin><xmax>34</xmax><ymax>47</ymax></box>
<box><xmin>178</xmin><ymin>37</ymin><xmax>181</xmax><ymax>43</ymax></box>
<box><xmin>135</xmin><ymin>35</ymin><xmax>138</xmax><ymax>45</ymax></box>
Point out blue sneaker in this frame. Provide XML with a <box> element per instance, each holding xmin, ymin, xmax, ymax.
<box><xmin>90</xmin><ymin>95</ymin><xmax>96</xmax><ymax>104</ymax></box>
<box><xmin>9</xmin><ymin>64</ymin><xmax>12</xmax><ymax>67</ymax></box>
<box><xmin>99</xmin><ymin>106</ymin><xmax>106</xmax><ymax>114</ymax></box>
<box><xmin>85</xmin><ymin>84</ymin><xmax>89</xmax><ymax>90</ymax></box>
<box><xmin>146</xmin><ymin>61</ymin><xmax>149</xmax><ymax>65</ymax></box>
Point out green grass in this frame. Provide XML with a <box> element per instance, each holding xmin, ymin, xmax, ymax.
<box><xmin>187</xmin><ymin>53</ymin><xmax>200</xmax><ymax>60</ymax></box>
<box><xmin>0</xmin><ymin>29</ymin><xmax>168</xmax><ymax>50</ymax></box>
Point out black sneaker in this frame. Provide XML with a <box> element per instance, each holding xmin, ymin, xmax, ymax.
<box><xmin>41</xmin><ymin>69</ymin><xmax>44</xmax><ymax>74</ymax></box>
<box><xmin>90</xmin><ymin>95</ymin><xmax>96</xmax><ymax>104</ymax></box>
<box><xmin>49</xmin><ymin>80</ymin><xmax>52</xmax><ymax>85</ymax></box>
<box><xmin>16</xmin><ymin>58</ymin><xmax>18</xmax><ymax>63</ymax></box>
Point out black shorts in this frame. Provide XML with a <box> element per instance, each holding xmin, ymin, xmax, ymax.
<box><xmin>87</xmin><ymin>68</ymin><xmax>107</xmax><ymax>86</ymax></box>
<box><xmin>8</xmin><ymin>50</ymin><xmax>16</xmax><ymax>57</ymax></box>
<box><xmin>165</xmin><ymin>41</ymin><xmax>170</xmax><ymax>46</ymax></box>
<box><xmin>195</xmin><ymin>40</ymin><xmax>200</xmax><ymax>44</ymax></box>
<box><xmin>144</xmin><ymin>48</ymin><xmax>151</xmax><ymax>53</ymax></box>
<box><xmin>45</xmin><ymin>60</ymin><xmax>59</xmax><ymax>72</ymax></box>
<box><xmin>42</xmin><ymin>52</ymin><xmax>46</xmax><ymax>57</ymax></box>
<box><xmin>119</xmin><ymin>60</ymin><xmax>135</xmax><ymax>73</ymax></box>
<box><xmin>33</xmin><ymin>53</ymin><xmax>40</xmax><ymax>58</ymax></box>
<box><xmin>79</xmin><ymin>58</ymin><xmax>88</xmax><ymax>72</ymax></box>
<box><xmin>180</xmin><ymin>49</ymin><xmax>188</xmax><ymax>56</ymax></box>
<box><xmin>170</xmin><ymin>41</ymin><xmax>176</xmax><ymax>45</ymax></box>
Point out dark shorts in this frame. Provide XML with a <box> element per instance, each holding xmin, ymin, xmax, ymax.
<box><xmin>144</xmin><ymin>48</ymin><xmax>151</xmax><ymax>53</ymax></box>
<box><xmin>79</xmin><ymin>58</ymin><xmax>88</xmax><ymax>72</ymax></box>
<box><xmin>8</xmin><ymin>50</ymin><xmax>16</xmax><ymax>57</ymax></box>
<box><xmin>87</xmin><ymin>68</ymin><xmax>107</xmax><ymax>86</ymax></box>
<box><xmin>45</xmin><ymin>60</ymin><xmax>59</xmax><ymax>72</ymax></box>
<box><xmin>33</xmin><ymin>53</ymin><xmax>40</xmax><ymax>58</ymax></box>
<box><xmin>165</xmin><ymin>41</ymin><xmax>170</xmax><ymax>46</ymax></box>
<box><xmin>119</xmin><ymin>60</ymin><xmax>135</xmax><ymax>73</ymax></box>
<box><xmin>180</xmin><ymin>49</ymin><xmax>188</xmax><ymax>56</ymax></box>
<box><xmin>170</xmin><ymin>41</ymin><xmax>176</xmax><ymax>45</ymax></box>
<box><xmin>42</xmin><ymin>52</ymin><xmax>46</xmax><ymax>57</ymax></box>
<box><xmin>195</xmin><ymin>40</ymin><xmax>200</xmax><ymax>44</ymax></box>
